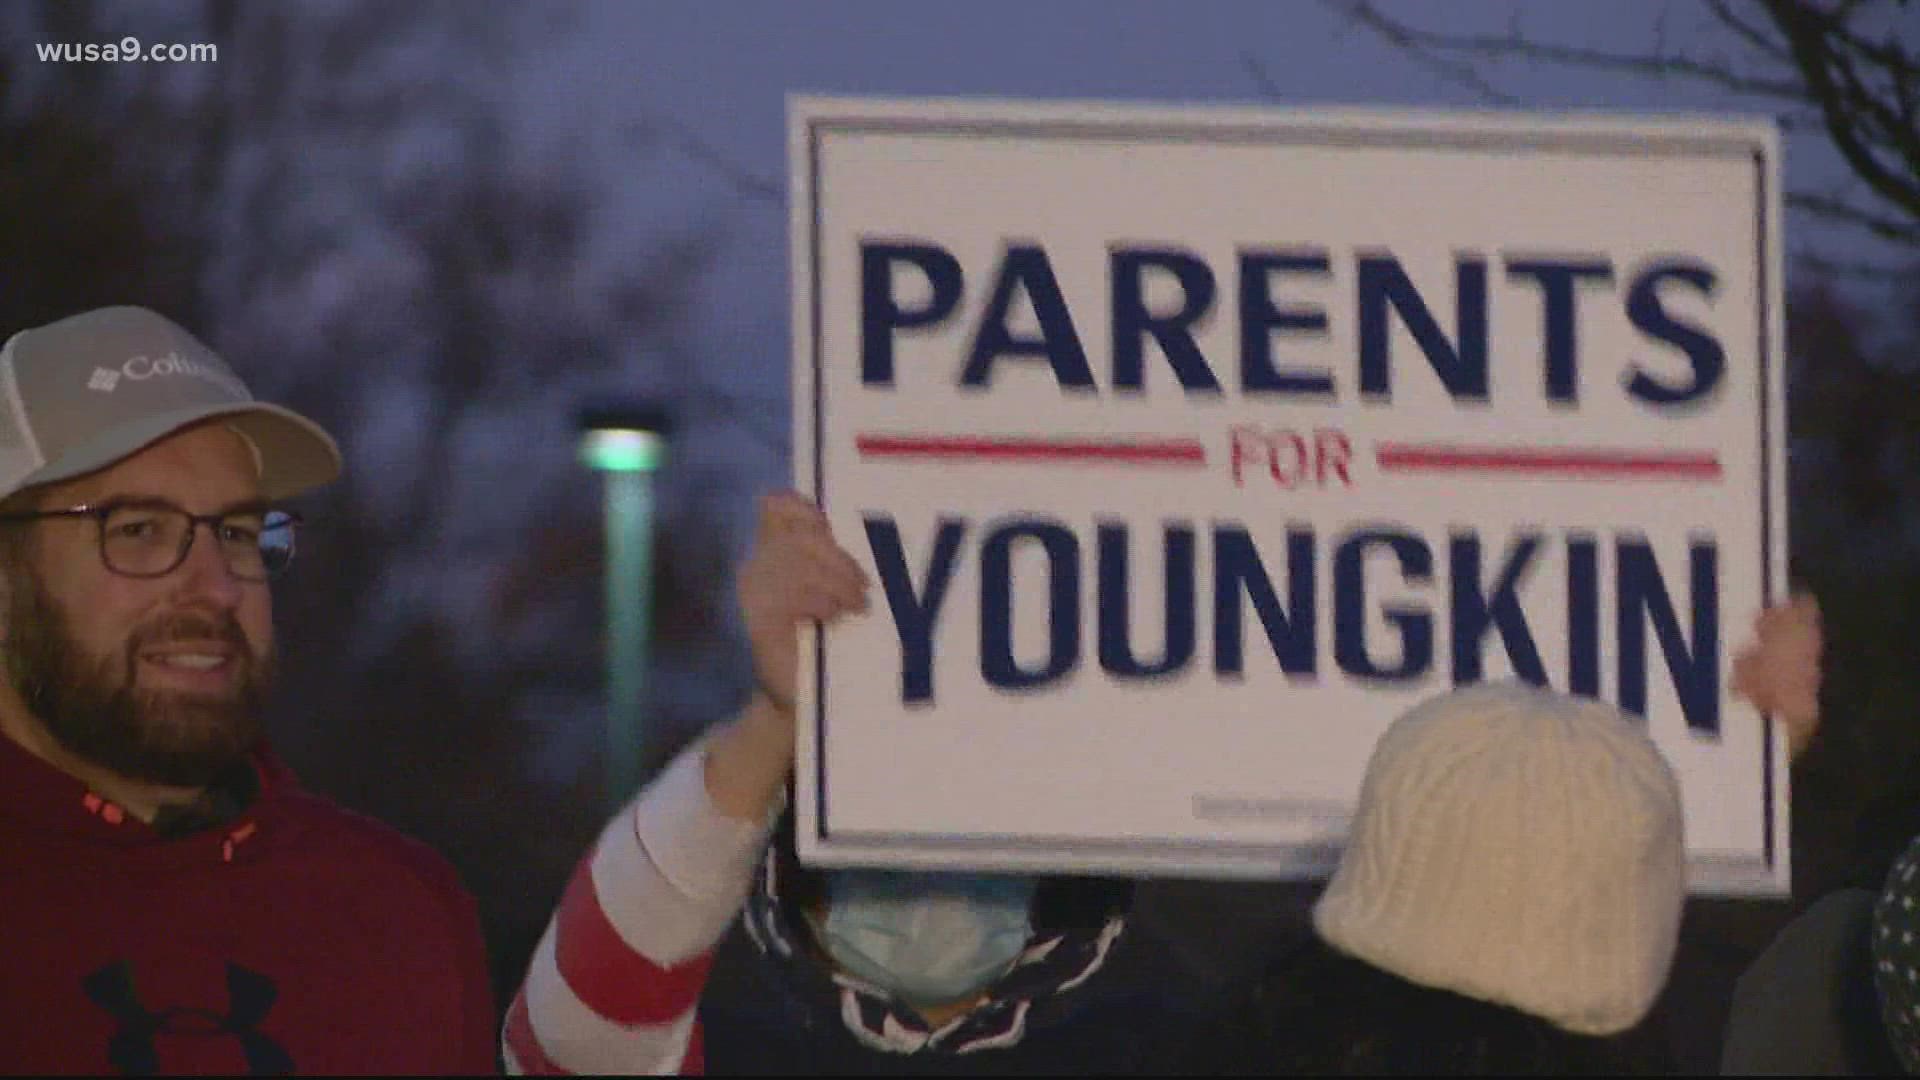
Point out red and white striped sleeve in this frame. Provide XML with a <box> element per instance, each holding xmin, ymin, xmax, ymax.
<box><xmin>504</xmin><ymin>735</ymin><xmax>773</xmax><ymax>1075</ymax></box>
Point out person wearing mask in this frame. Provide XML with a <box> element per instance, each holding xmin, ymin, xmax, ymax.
<box><xmin>503</xmin><ymin>492</ymin><xmax>1207</xmax><ymax>1074</ymax></box>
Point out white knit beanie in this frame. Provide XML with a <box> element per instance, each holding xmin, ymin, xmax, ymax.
<box><xmin>1312</xmin><ymin>681</ymin><xmax>1686</xmax><ymax>1037</ymax></box>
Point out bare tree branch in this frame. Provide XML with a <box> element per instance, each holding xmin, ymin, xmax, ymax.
<box><xmin>1333</xmin><ymin>0</ymin><xmax>1810</xmax><ymax>100</ymax></box>
<box><xmin>1238</xmin><ymin>52</ymin><xmax>1287</xmax><ymax>102</ymax></box>
<box><xmin>1820</xmin><ymin>24</ymin><xmax>1920</xmax><ymax>172</ymax></box>
<box><xmin>1302</xmin><ymin>8</ymin><xmax>1528</xmax><ymax>105</ymax></box>
<box><xmin>1794</xmin><ymin>248</ymin><xmax>1918</xmax><ymax>281</ymax></box>
<box><xmin>1763</xmin><ymin>0</ymin><xmax>1920</xmax><ymax>222</ymax></box>
<box><xmin>1825</xmin><ymin>14</ymin><xmax>1920</xmax><ymax>75</ymax></box>
<box><xmin>1713</xmin><ymin>99</ymin><xmax>1835</xmax><ymax>134</ymax></box>
<box><xmin>1269</xmin><ymin>10</ymin><xmax>1811</xmax><ymax>134</ymax></box>
<box><xmin>633</xmin><ymin>115</ymin><xmax>783</xmax><ymax>207</ymax></box>
<box><xmin>1894</xmin><ymin>50</ymin><xmax>1918</xmax><ymax>143</ymax></box>
<box><xmin>1324</xmin><ymin>0</ymin><xmax>1920</xmax><ymax>251</ymax></box>
<box><xmin>1706</xmin><ymin>0</ymin><xmax>1794</xmax><ymax>65</ymax></box>
<box><xmin>1790</xmin><ymin>190</ymin><xmax>1920</xmax><ymax>242</ymax></box>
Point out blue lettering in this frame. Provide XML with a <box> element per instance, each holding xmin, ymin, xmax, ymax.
<box><xmin>865</xmin><ymin>515</ymin><xmax>966</xmax><ymax>705</ymax></box>
<box><xmin>1450</xmin><ymin>532</ymin><xmax>1547</xmax><ymax>685</ymax></box>
<box><xmin>1239</xmin><ymin>249</ymin><xmax>1335</xmax><ymax>396</ymax></box>
<box><xmin>1359</xmin><ymin>254</ymin><xmax>1489</xmax><ymax>401</ymax></box>
<box><xmin>1110</xmin><ymin>248</ymin><xmax>1221</xmax><ymax>393</ymax></box>
<box><xmin>1617</xmin><ymin>536</ymin><xmax>1720</xmax><ymax>735</ymax></box>
<box><xmin>1333</xmin><ymin>528</ymin><xmax>1433</xmax><ymax>680</ymax></box>
<box><xmin>1567</xmin><ymin>534</ymin><xmax>1601</xmax><ymax>698</ymax></box>
<box><xmin>1213</xmin><ymin>526</ymin><xmax>1317</xmax><ymax>676</ymax></box>
<box><xmin>980</xmin><ymin>519</ymin><xmax>1081</xmax><ymax>689</ymax></box>
<box><xmin>860</xmin><ymin>242</ymin><xmax>963</xmax><ymax>386</ymax></box>
<box><xmin>1624</xmin><ymin>261</ymin><xmax>1725</xmax><ymax>406</ymax></box>
<box><xmin>960</xmin><ymin>245</ymin><xmax>1096</xmax><ymax>391</ymax></box>
<box><xmin>1505</xmin><ymin>259</ymin><xmax>1615</xmax><ymax>404</ymax></box>
<box><xmin>1099</xmin><ymin>521</ymin><xmax>1197</xmax><ymax>677</ymax></box>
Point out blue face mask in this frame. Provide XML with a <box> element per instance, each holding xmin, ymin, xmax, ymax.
<box><xmin>814</xmin><ymin>870</ymin><xmax>1036</xmax><ymax>1007</ymax></box>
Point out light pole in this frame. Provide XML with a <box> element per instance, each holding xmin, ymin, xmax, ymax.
<box><xmin>576</xmin><ymin>402</ymin><xmax>672</xmax><ymax>810</ymax></box>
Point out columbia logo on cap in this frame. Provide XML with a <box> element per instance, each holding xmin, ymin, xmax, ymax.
<box><xmin>0</xmin><ymin>306</ymin><xmax>345</xmax><ymax>502</ymax></box>
<box><xmin>84</xmin><ymin>350</ymin><xmax>251</xmax><ymax>400</ymax></box>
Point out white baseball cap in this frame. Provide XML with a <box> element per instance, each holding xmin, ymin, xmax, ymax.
<box><xmin>0</xmin><ymin>306</ymin><xmax>342</xmax><ymax>500</ymax></box>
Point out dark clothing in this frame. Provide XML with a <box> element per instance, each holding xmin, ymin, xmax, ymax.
<box><xmin>698</xmin><ymin>824</ymin><xmax>1210</xmax><ymax>1074</ymax></box>
<box><xmin>701</xmin><ymin>916</ymin><xmax>1203</xmax><ymax>1075</ymax></box>
<box><xmin>1188</xmin><ymin>934</ymin><xmax>1674</xmax><ymax>1075</ymax></box>
<box><xmin>1721</xmin><ymin>888</ymin><xmax>1899</xmax><ymax>1074</ymax></box>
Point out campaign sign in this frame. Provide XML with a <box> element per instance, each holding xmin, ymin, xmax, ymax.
<box><xmin>789</xmin><ymin>95</ymin><xmax>1786</xmax><ymax>894</ymax></box>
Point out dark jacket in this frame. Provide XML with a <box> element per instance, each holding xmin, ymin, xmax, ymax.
<box><xmin>1721</xmin><ymin>888</ymin><xmax>1902</xmax><ymax>1074</ymax></box>
<box><xmin>1187</xmin><ymin>934</ymin><xmax>1675</xmax><ymax>1075</ymax></box>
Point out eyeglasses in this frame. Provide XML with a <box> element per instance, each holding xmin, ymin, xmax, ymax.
<box><xmin>0</xmin><ymin>500</ymin><xmax>303</xmax><ymax>582</ymax></box>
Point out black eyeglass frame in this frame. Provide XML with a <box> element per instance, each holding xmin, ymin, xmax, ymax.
<box><xmin>0</xmin><ymin>499</ymin><xmax>304</xmax><ymax>582</ymax></box>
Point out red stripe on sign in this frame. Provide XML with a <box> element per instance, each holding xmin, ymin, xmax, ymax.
<box><xmin>1376</xmin><ymin>443</ymin><xmax>1723</xmax><ymax>480</ymax></box>
<box><xmin>856</xmin><ymin>434</ymin><xmax>1206</xmax><ymax>465</ymax></box>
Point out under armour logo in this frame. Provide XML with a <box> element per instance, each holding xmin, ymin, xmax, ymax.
<box><xmin>88</xmin><ymin>367</ymin><xmax>121</xmax><ymax>392</ymax></box>
<box><xmin>84</xmin><ymin>960</ymin><xmax>294</xmax><ymax>1075</ymax></box>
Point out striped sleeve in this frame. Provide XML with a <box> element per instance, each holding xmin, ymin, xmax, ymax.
<box><xmin>504</xmin><ymin>734</ymin><xmax>773</xmax><ymax>1075</ymax></box>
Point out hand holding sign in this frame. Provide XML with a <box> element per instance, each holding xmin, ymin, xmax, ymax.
<box><xmin>707</xmin><ymin>492</ymin><xmax>872</xmax><ymax>823</ymax></box>
<box><xmin>793</xmin><ymin>97</ymin><xmax>1787</xmax><ymax>890</ymax></box>
<box><xmin>740</xmin><ymin>490</ymin><xmax>871</xmax><ymax>715</ymax></box>
<box><xmin>1732</xmin><ymin>594</ymin><xmax>1824</xmax><ymax>760</ymax></box>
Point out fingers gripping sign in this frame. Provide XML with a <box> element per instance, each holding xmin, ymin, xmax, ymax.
<box><xmin>706</xmin><ymin>492</ymin><xmax>872</xmax><ymax>822</ymax></box>
<box><xmin>740</xmin><ymin>492</ymin><xmax>871</xmax><ymax>715</ymax></box>
<box><xmin>1731</xmin><ymin>593</ymin><xmax>1824</xmax><ymax>761</ymax></box>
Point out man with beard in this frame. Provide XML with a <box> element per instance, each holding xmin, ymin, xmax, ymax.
<box><xmin>0</xmin><ymin>307</ymin><xmax>495</xmax><ymax>1075</ymax></box>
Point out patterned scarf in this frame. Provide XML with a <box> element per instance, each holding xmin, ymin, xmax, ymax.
<box><xmin>741</xmin><ymin>847</ymin><xmax>1126</xmax><ymax>1055</ymax></box>
<box><xmin>1873</xmin><ymin>833</ymin><xmax>1920</xmax><ymax>1071</ymax></box>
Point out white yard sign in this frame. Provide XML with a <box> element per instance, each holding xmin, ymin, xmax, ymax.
<box><xmin>790</xmin><ymin>95</ymin><xmax>1787</xmax><ymax>895</ymax></box>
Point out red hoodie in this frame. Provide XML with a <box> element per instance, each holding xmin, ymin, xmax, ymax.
<box><xmin>0</xmin><ymin>733</ymin><xmax>496</xmax><ymax>1075</ymax></box>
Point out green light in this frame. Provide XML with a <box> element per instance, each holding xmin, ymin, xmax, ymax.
<box><xmin>601</xmin><ymin>468</ymin><xmax>654</xmax><ymax>807</ymax></box>
<box><xmin>580</xmin><ymin>429</ymin><xmax>664</xmax><ymax>473</ymax></box>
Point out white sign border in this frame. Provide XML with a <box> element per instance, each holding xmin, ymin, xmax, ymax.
<box><xmin>789</xmin><ymin>95</ymin><xmax>1788</xmax><ymax>895</ymax></box>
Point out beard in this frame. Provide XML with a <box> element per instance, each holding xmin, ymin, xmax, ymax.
<box><xmin>5</xmin><ymin>577</ymin><xmax>275</xmax><ymax>788</ymax></box>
